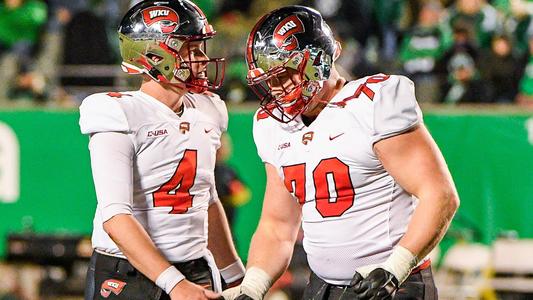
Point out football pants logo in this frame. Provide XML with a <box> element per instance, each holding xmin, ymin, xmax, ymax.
<box><xmin>142</xmin><ymin>6</ymin><xmax>179</xmax><ymax>34</ymax></box>
<box><xmin>273</xmin><ymin>15</ymin><xmax>305</xmax><ymax>51</ymax></box>
<box><xmin>100</xmin><ymin>279</ymin><xmax>127</xmax><ymax>298</ymax></box>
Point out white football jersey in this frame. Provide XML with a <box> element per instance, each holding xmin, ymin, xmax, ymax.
<box><xmin>79</xmin><ymin>90</ymin><xmax>227</xmax><ymax>262</ymax></box>
<box><xmin>253</xmin><ymin>75</ymin><xmax>423</xmax><ymax>285</ymax></box>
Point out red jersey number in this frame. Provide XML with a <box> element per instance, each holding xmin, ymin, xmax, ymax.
<box><xmin>153</xmin><ymin>149</ymin><xmax>197</xmax><ymax>214</ymax></box>
<box><xmin>282</xmin><ymin>158</ymin><xmax>355</xmax><ymax>217</ymax></box>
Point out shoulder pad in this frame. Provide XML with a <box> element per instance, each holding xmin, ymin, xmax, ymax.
<box><xmin>185</xmin><ymin>93</ymin><xmax>228</xmax><ymax>132</ymax></box>
<box><xmin>79</xmin><ymin>93</ymin><xmax>130</xmax><ymax>135</ymax></box>
<box><xmin>371</xmin><ymin>75</ymin><xmax>422</xmax><ymax>143</ymax></box>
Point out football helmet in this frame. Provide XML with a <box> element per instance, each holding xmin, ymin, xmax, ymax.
<box><xmin>118</xmin><ymin>0</ymin><xmax>224</xmax><ymax>93</ymax></box>
<box><xmin>246</xmin><ymin>6</ymin><xmax>337</xmax><ymax>122</ymax></box>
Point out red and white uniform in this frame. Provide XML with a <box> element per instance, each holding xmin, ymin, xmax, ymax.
<box><xmin>253</xmin><ymin>75</ymin><xmax>423</xmax><ymax>285</ymax></box>
<box><xmin>79</xmin><ymin>90</ymin><xmax>227</xmax><ymax>263</ymax></box>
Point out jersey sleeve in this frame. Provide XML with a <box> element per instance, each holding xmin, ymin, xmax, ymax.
<box><xmin>189</xmin><ymin>92</ymin><xmax>228</xmax><ymax>133</ymax></box>
<box><xmin>252</xmin><ymin>109</ymin><xmax>275</xmax><ymax>165</ymax></box>
<box><xmin>89</xmin><ymin>132</ymin><xmax>134</xmax><ymax>222</ymax></box>
<box><xmin>213</xmin><ymin>95</ymin><xmax>229</xmax><ymax>133</ymax></box>
<box><xmin>371</xmin><ymin>75</ymin><xmax>422</xmax><ymax>144</ymax></box>
<box><xmin>79</xmin><ymin>93</ymin><xmax>130</xmax><ymax>135</ymax></box>
<box><xmin>209</xmin><ymin>177</ymin><xmax>220</xmax><ymax>205</ymax></box>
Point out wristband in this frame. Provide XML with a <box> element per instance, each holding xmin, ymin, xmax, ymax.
<box><xmin>381</xmin><ymin>246</ymin><xmax>418</xmax><ymax>284</ymax></box>
<box><xmin>155</xmin><ymin>265</ymin><xmax>186</xmax><ymax>295</ymax></box>
<box><xmin>220</xmin><ymin>259</ymin><xmax>246</xmax><ymax>284</ymax></box>
<box><xmin>240</xmin><ymin>267</ymin><xmax>272</xmax><ymax>300</ymax></box>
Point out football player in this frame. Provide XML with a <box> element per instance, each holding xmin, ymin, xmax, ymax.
<box><xmin>223</xmin><ymin>6</ymin><xmax>459</xmax><ymax>300</ymax></box>
<box><xmin>79</xmin><ymin>1</ymin><xmax>244</xmax><ymax>299</ymax></box>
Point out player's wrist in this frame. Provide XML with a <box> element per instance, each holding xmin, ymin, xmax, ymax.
<box><xmin>240</xmin><ymin>267</ymin><xmax>272</xmax><ymax>300</ymax></box>
<box><xmin>155</xmin><ymin>265</ymin><xmax>186</xmax><ymax>295</ymax></box>
<box><xmin>381</xmin><ymin>245</ymin><xmax>418</xmax><ymax>284</ymax></box>
<box><xmin>220</xmin><ymin>259</ymin><xmax>246</xmax><ymax>285</ymax></box>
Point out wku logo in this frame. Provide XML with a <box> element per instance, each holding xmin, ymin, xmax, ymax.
<box><xmin>273</xmin><ymin>15</ymin><xmax>305</xmax><ymax>51</ymax></box>
<box><xmin>100</xmin><ymin>279</ymin><xmax>126</xmax><ymax>298</ymax></box>
<box><xmin>142</xmin><ymin>6</ymin><xmax>179</xmax><ymax>34</ymax></box>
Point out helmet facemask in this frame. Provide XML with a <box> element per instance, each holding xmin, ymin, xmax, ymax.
<box><xmin>158</xmin><ymin>34</ymin><xmax>225</xmax><ymax>93</ymax></box>
<box><xmin>247</xmin><ymin>48</ymin><xmax>332</xmax><ymax>123</ymax></box>
<box><xmin>246</xmin><ymin>6</ymin><xmax>336</xmax><ymax>123</ymax></box>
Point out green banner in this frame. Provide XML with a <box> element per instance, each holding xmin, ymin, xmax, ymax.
<box><xmin>0</xmin><ymin>109</ymin><xmax>532</xmax><ymax>260</ymax></box>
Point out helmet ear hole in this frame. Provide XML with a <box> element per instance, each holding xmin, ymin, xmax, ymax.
<box><xmin>146</xmin><ymin>53</ymin><xmax>164</xmax><ymax>64</ymax></box>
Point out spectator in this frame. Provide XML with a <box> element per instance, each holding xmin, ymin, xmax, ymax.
<box><xmin>373</xmin><ymin>0</ymin><xmax>404</xmax><ymax>64</ymax></box>
<box><xmin>442</xmin><ymin>52</ymin><xmax>491</xmax><ymax>103</ymax></box>
<box><xmin>0</xmin><ymin>0</ymin><xmax>47</xmax><ymax>102</ymax></box>
<box><xmin>399</xmin><ymin>1</ymin><xmax>452</xmax><ymax>102</ymax></box>
<box><xmin>508</xmin><ymin>0</ymin><xmax>533</xmax><ymax>55</ymax></box>
<box><xmin>438</xmin><ymin>25</ymin><xmax>479</xmax><ymax>84</ymax></box>
<box><xmin>516</xmin><ymin>35</ymin><xmax>533</xmax><ymax>106</ymax></box>
<box><xmin>446</xmin><ymin>0</ymin><xmax>501</xmax><ymax>49</ymax></box>
<box><xmin>60</xmin><ymin>9</ymin><xmax>115</xmax><ymax>101</ymax></box>
<box><xmin>33</xmin><ymin>0</ymin><xmax>87</xmax><ymax>106</ymax></box>
<box><xmin>479</xmin><ymin>35</ymin><xmax>522</xmax><ymax>103</ymax></box>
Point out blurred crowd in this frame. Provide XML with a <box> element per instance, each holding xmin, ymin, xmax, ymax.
<box><xmin>1</xmin><ymin>0</ymin><xmax>533</xmax><ymax>107</ymax></box>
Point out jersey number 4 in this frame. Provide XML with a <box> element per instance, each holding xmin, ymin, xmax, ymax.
<box><xmin>283</xmin><ymin>158</ymin><xmax>355</xmax><ymax>218</ymax></box>
<box><xmin>152</xmin><ymin>150</ymin><xmax>197</xmax><ymax>214</ymax></box>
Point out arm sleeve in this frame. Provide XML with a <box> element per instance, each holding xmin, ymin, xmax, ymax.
<box><xmin>89</xmin><ymin>132</ymin><xmax>135</xmax><ymax>222</ymax></box>
<box><xmin>371</xmin><ymin>75</ymin><xmax>423</xmax><ymax>144</ymax></box>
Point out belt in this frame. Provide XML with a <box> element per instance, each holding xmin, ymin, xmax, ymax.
<box><xmin>411</xmin><ymin>259</ymin><xmax>431</xmax><ymax>274</ymax></box>
<box><xmin>316</xmin><ymin>260</ymin><xmax>432</xmax><ymax>289</ymax></box>
<box><xmin>94</xmin><ymin>251</ymin><xmax>209</xmax><ymax>275</ymax></box>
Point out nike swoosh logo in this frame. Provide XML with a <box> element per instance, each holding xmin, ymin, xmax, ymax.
<box><xmin>204</xmin><ymin>128</ymin><xmax>213</xmax><ymax>134</ymax></box>
<box><xmin>329</xmin><ymin>133</ymin><xmax>345</xmax><ymax>140</ymax></box>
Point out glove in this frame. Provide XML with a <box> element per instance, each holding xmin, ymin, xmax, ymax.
<box><xmin>221</xmin><ymin>286</ymin><xmax>259</xmax><ymax>300</ymax></box>
<box><xmin>347</xmin><ymin>268</ymin><xmax>399</xmax><ymax>299</ymax></box>
<box><xmin>222</xmin><ymin>286</ymin><xmax>241</xmax><ymax>300</ymax></box>
<box><xmin>221</xmin><ymin>267</ymin><xmax>272</xmax><ymax>300</ymax></box>
<box><xmin>341</xmin><ymin>246</ymin><xmax>418</xmax><ymax>300</ymax></box>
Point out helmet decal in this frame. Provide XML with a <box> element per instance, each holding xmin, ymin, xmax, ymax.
<box><xmin>142</xmin><ymin>6</ymin><xmax>179</xmax><ymax>34</ymax></box>
<box><xmin>273</xmin><ymin>15</ymin><xmax>305</xmax><ymax>51</ymax></box>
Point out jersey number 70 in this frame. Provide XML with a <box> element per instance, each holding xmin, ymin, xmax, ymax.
<box><xmin>283</xmin><ymin>158</ymin><xmax>355</xmax><ymax>217</ymax></box>
<box><xmin>152</xmin><ymin>149</ymin><xmax>197</xmax><ymax>214</ymax></box>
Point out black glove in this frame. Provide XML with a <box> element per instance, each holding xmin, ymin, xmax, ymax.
<box><xmin>340</xmin><ymin>268</ymin><xmax>399</xmax><ymax>300</ymax></box>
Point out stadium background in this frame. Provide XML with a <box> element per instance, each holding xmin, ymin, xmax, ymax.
<box><xmin>1</xmin><ymin>0</ymin><xmax>533</xmax><ymax>299</ymax></box>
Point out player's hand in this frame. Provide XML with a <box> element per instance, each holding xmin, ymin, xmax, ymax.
<box><xmin>169</xmin><ymin>279</ymin><xmax>221</xmax><ymax>300</ymax></box>
<box><xmin>221</xmin><ymin>285</ymin><xmax>257</xmax><ymax>300</ymax></box>
<box><xmin>222</xmin><ymin>267</ymin><xmax>271</xmax><ymax>300</ymax></box>
<box><xmin>343</xmin><ymin>268</ymin><xmax>399</xmax><ymax>300</ymax></box>
<box><xmin>221</xmin><ymin>286</ymin><xmax>254</xmax><ymax>300</ymax></box>
<box><xmin>221</xmin><ymin>285</ymin><xmax>240</xmax><ymax>299</ymax></box>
